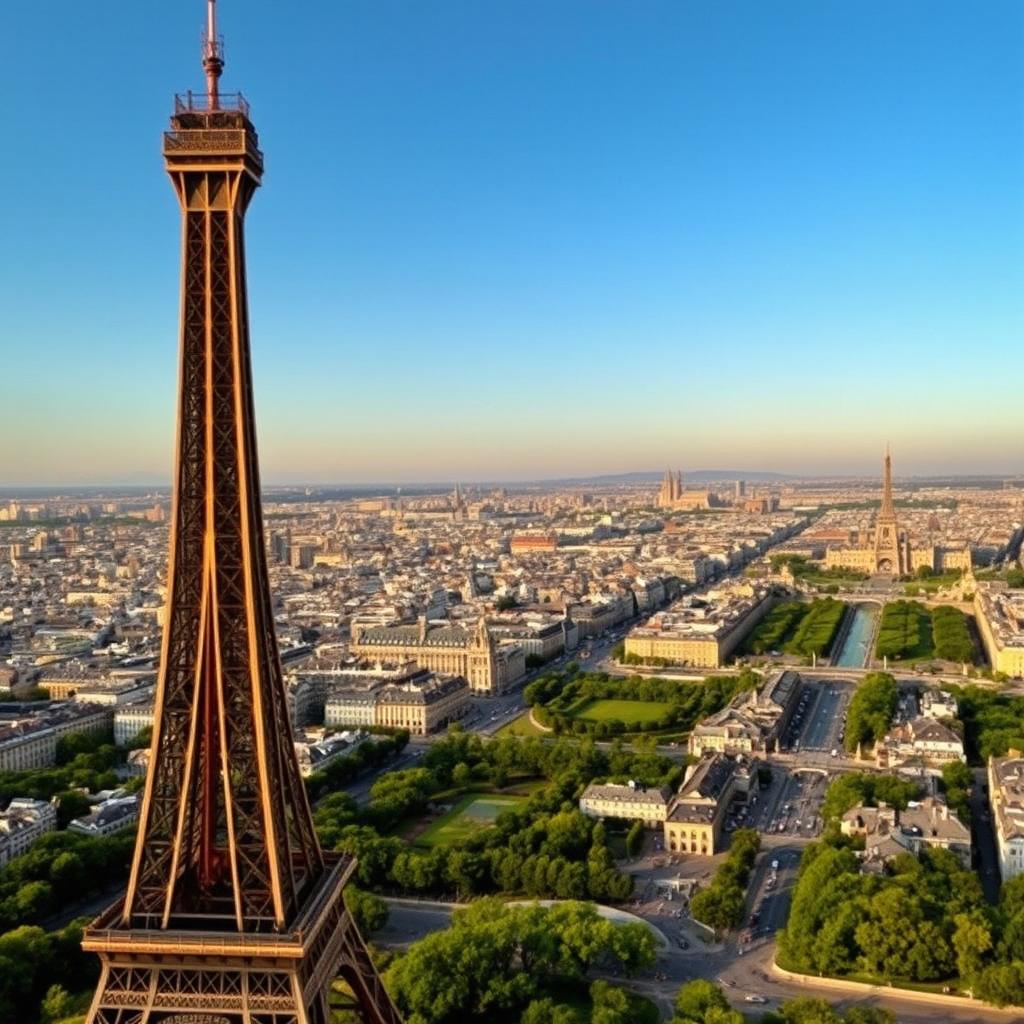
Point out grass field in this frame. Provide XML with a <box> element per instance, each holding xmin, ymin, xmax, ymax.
<box><xmin>416</xmin><ymin>793</ymin><xmax>526</xmax><ymax>848</ymax></box>
<box><xmin>743</xmin><ymin>600</ymin><xmax>808</xmax><ymax>654</ymax></box>
<box><xmin>496</xmin><ymin>710</ymin><xmax>548</xmax><ymax>737</ymax></box>
<box><xmin>574</xmin><ymin>698</ymin><xmax>675</xmax><ymax>725</ymax></box>
<box><xmin>876</xmin><ymin>600</ymin><xmax>934</xmax><ymax>662</ymax></box>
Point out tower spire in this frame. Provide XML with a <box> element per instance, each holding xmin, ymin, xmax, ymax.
<box><xmin>880</xmin><ymin>444</ymin><xmax>895</xmax><ymax>519</ymax></box>
<box><xmin>203</xmin><ymin>0</ymin><xmax>224</xmax><ymax>108</ymax></box>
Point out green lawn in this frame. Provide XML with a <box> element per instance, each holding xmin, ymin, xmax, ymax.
<box><xmin>496</xmin><ymin>710</ymin><xmax>548</xmax><ymax>736</ymax></box>
<box><xmin>416</xmin><ymin>793</ymin><xmax>526</xmax><ymax>848</ymax></box>
<box><xmin>876</xmin><ymin>600</ymin><xmax>935</xmax><ymax>662</ymax></box>
<box><xmin>574</xmin><ymin>699</ymin><xmax>675</xmax><ymax>725</ymax></box>
<box><xmin>904</xmin><ymin>572</ymin><xmax>963</xmax><ymax>595</ymax></box>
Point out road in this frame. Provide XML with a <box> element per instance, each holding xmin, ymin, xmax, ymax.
<box><xmin>374</xmin><ymin>897</ymin><xmax>1019</xmax><ymax>1024</ymax></box>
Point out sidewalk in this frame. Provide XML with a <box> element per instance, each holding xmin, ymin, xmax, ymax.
<box><xmin>771</xmin><ymin>959</ymin><xmax>1023</xmax><ymax>1016</ymax></box>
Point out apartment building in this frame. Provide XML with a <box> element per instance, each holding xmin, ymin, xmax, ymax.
<box><xmin>0</xmin><ymin>798</ymin><xmax>57</xmax><ymax>868</ymax></box>
<box><xmin>989</xmin><ymin>755</ymin><xmax>1024</xmax><ymax>881</ymax></box>
<box><xmin>975</xmin><ymin>584</ymin><xmax>1024</xmax><ymax>679</ymax></box>
<box><xmin>625</xmin><ymin>583</ymin><xmax>774</xmax><ymax>669</ymax></box>
<box><xmin>294</xmin><ymin>730</ymin><xmax>368</xmax><ymax>778</ymax></box>
<box><xmin>68</xmin><ymin>794</ymin><xmax>140</xmax><ymax>838</ymax></box>
<box><xmin>0</xmin><ymin>702</ymin><xmax>113</xmax><ymax>772</ymax></box>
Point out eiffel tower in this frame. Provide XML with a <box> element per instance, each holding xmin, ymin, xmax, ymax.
<box><xmin>82</xmin><ymin>4</ymin><xmax>403</xmax><ymax>1022</ymax></box>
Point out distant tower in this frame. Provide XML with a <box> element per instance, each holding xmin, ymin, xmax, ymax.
<box><xmin>81</xmin><ymin>5</ymin><xmax>402</xmax><ymax>1023</ymax></box>
<box><xmin>873</xmin><ymin>445</ymin><xmax>904</xmax><ymax>576</ymax></box>
<box><xmin>657</xmin><ymin>469</ymin><xmax>674</xmax><ymax>509</ymax></box>
<box><xmin>675</xmin><ymin>470</ymin><xmax>684</xmax><ymax>501</ymax></box>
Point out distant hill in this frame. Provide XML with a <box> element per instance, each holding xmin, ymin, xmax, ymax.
<box><xmin>534</xmin><ymin>469</ymin><xmax>796</xmax><ymax>486</ymax></box>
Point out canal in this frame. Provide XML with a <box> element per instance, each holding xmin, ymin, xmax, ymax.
<box><xmin>834</xmin><ymin>603</ymin><xmax>877</xmax><ymax>668</ymax></box>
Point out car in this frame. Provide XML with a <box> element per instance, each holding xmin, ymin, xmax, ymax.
<box><xmin>745</xmin><ymin>995</ymin><xmax>768</xmax><ymax>1004</ymax></box>
<box><xmin>831</xmin><ymin>748</ymin><xmax>838</xmax><ymax>757</ymax></box>
<box><xmin>678</xmin><ymin>936</ymin><xmax>689</xmax><ymax>949</ymax></box>
<box><xmin>771</xmin><ymin>859</ymin><xmax>779</xmax><ymax>870</ymax></box>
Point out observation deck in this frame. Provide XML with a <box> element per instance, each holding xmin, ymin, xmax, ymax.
<box><xmin>164</xmin><ymin>92</ymin><xmax>263</xmax><ymax>178</ymax></box>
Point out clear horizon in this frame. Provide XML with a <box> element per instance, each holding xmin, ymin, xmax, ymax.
<box><xmin>1</xmin><ymin>1</ymin><xmax>1022</xmax><ymax>484</ymax></box>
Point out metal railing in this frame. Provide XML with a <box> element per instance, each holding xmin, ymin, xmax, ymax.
<box><xmin>164</xmin><ymin>129</ymin><xmax>263</xmax><ymax>165</ymax></box>
<box><xmin>174</xmin><ymin>91</ymin><xmax>251</xmax><ymax>117</ymax></box>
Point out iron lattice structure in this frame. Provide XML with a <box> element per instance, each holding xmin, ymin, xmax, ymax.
<box><xmin>82</xmin><ymin>9</ymin><xmax>403</xmax><ymax>1023</ymax></box>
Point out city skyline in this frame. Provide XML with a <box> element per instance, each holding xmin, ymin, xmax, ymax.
<box><xmin>2</xmin><ymin>1</ymin><xmax>1023</xmax><ymax>484</ymax></box>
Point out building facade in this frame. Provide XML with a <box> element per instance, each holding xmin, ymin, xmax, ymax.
<box><xmin>662</xmin><ymin>753</ymin><xmax>756</xmax><ymax>856</ymax></box>
<box><xmin>975</xmin><ymin>585</ymin><xmax>1024</xmax><ymax>679</ymax></box>
<box><xmin>989</xmin><ymin>755</ymin><xmax>1024</xmax><ymax>881</ymax></box>
<box><xmin>624</xmin><ymin>584</ymin><xmax>774</xmax><ymax>668</ymax></box>
<box><xmin>351</xmin><ymin>616</ymin><xmax>524</xmax><ymax>695</ymax></box>
<box><xmin>579</xmin><ymin>782</ymin><xmax>672</xmax><ymax>826</ymax></box>
<box><xmin>0</xmin><ymin>798</ymin><xmax>58</xmax><ymax>868</ymax></box>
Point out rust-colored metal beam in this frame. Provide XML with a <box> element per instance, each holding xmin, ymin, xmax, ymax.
<box><xmin>84</xmin><ymin>4</ymin><xmax>403</xmax><ymax>1021</ymax></box>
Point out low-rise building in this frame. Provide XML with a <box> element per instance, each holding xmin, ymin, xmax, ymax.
<box><xmin>294</xmin><ymin>730</ymin><xmax>368</xmax><ymax>778</ymax></box>
<box><xmin>579</xmin><ymin>782</ymin><xmax>672</xmax><ymax>826</ymax></box>
<box><xmin>663</xmin><ymin>753</ymin><xmax>756</xmax><ymax>856</ymax></box>
<box><xmin>875</xmin><ymin>716</ymin><xmax>965</xmax><ymax>770</ymax></box>
<box><xmin>68</xmin><ymin>794</ymin><xmax>140</xmax><ymax>838</ymax></box>
<box><xmin>920</xmin><ymin>688</ymin><xmax>959</xmax><ymax>720</ymax></box>
<box><xmin>840</xmin><ymin>797</ymin><xmax>971</xmax><ymax>868</ymax></box>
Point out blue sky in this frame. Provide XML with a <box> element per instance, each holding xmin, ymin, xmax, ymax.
<box><xmin>1</xmin><ymin>1</ymin><xmax>1021</xmax><ymax>484</ymax></box>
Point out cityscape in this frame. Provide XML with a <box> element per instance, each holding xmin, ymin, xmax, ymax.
<box><xmin>1</xmin><ymin>3</ymin><xmax>1023</xmax><ymax>1024</ymax></box>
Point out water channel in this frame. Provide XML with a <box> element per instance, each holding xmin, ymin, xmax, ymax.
<box><xmin>833</xmin><ymin>603</ymin><xmax>878</xmax><ymax>668</ymax></box>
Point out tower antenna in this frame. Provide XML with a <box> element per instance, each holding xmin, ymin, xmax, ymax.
<box><xmin>203</xmin><ymin>0</ymin><xmax>224</xmax><ymax>109</ymax></box>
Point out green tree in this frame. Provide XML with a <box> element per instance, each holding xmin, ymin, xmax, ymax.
<box><xmin>53</xmin><ymin>790</ymin><xmax>91</xmax><ymax>829</ymax></box>
<box><xmin>777</xmin><ymin>998</ymin><xmax>842</xmax><ymax>1024</ymax></box>
<box><xmin>625</xmin><ymin>820</ymin><xmax>645</xmax><ymax>858</ymax></box>
<box><xmin>521</xmin><ymin>998</ymin><xmax>576</xmax><ymax>1024</ymax></box>
<box><xmin>343</xmin><ymin>886</ymin><xmax>389</xmax><ymax>935</ymax></box>
<box><xmin>951</xmin><ymin>911</ymin><xmax>993</xmax><ymax>981</ymax></box>
<box><xmin>39</xmin><ymin>983</ymin><xmax>77</xmax><ymax>1024</ymax></box>
<box><xmin>673</xmin><ymin>979</ymin><xmax>730</xmax><ymax>1022</ymax></box>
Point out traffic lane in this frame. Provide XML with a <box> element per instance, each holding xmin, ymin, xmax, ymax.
<box><xmin>375</xmin><ymin>900</ymin><xmax>456</xmax><ymax>946</ymax></box>
<box><xmin>802</xmin><ymin>686</ymin><xmax>840</xmax><ymax>751</ymax></box>
<box><xmin>971</xmin><ymin>767</ymin><xmax>1001</xmax><ymax>903</ymax></box>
